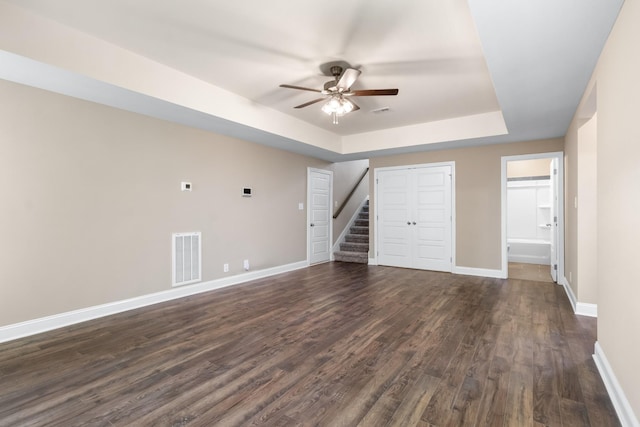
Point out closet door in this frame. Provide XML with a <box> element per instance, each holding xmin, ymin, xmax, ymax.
<box><xmin>377</xmin><ymin>165</ymin><xmax>452</xmax><ymax>272</ymax></box>
<box><xmin>377</xmin><ymin>169</ymin><xmax>412</xmax><ymax>268</ymax></box>
<box><xmin>413</xmin><ymin>166</ymin><xmax>452</xmax><ymax>272</ymax></box>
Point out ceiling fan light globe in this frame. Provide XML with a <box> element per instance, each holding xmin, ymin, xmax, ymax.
<box><xmin>342</xmin><ymin>99</ymin><xmax>354</xmax><ymax>113</ymax></box>
<box><xmin>321</xmin><ymin>103</ymin><xmax>334</xmax><ymax>115</ymax></box>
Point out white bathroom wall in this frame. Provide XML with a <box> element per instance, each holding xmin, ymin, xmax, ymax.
<box><xmin>507</xmin><ymin>179</ymin><xmax>552</xmax><ymax>241</ymax></box>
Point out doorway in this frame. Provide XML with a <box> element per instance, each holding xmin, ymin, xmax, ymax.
<box><xmin>307</xmin><ymin>168</ymin><xmax>333</xmax><ymax>265</ymax></box>
<box><xmin>501</xmin><ymin>152</ymin><xmax>564</xmax><ymax>282</ymax></box>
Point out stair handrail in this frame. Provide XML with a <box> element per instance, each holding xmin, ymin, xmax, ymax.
<box><xmin>333</xmin><ymin>167</ymin><xmax>369</xmax><ymax>219</ymax></box>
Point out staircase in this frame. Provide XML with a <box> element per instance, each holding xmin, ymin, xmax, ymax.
<box><xmin>334</xmin><ymin>200</ymin><xmax>369</xmax><ymax>264</ymax></box>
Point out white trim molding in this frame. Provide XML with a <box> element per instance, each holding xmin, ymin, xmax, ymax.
<box><xmin>562</xmin><ymin>275</ymin><xmax>578</xmax><ymax>312</ymax></box>
<box><xmin>368</xmin><ymin>257</ymin><xmax>378</xmax><ymax>266</ymax></box>
<box><xmin>576</xmin><ymin>302</ymin><xmax>598</xmax><ymax>317</ymax></box>
<box><xmin>0</xmin><ymin>261</ymin><xmax>308</xmax><ymax>344</ymax></box>
<box><xmin>561</xmin><ymin>276</ymin><xmax>598</xmax><ymax>317</ymax></box>
<box><xmin>453</xmin><ymin>266</ymin><xmax>505</xmax><ymax>279</ymax></box>
<box><xmin>593</xmin><ymin>342</ymin><xmax>640</xmax><ymax>427</ymax></box>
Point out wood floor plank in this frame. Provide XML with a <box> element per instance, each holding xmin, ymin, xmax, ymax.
<box><xmin>0</xmin><ymin>263</ymin><xmax>621</xmax><ymax>426</ymax></box>
<box><xmin>474</xmin><ymin>355</ymin><xmax>511</xmax><ymax>426</ymax></box>
<box><xmin>533</xmin><ymin>346</ymin><xmax>562</xmax><ymax>426</ymax></box>
<box><xmin>504</xmin><ymin>362</ymin><xmax>535</xmax><ymax>427</ymax></box>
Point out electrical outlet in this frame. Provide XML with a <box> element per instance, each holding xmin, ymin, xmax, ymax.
<box><xmin>243</xmin><ymin>259</ymin><xmax>250</xmax><ymax>271</ymax></box>
<box><xmin>223</xmin><ymin>263</ymin><xmax>229</xmax><ymax>273</ymax></box>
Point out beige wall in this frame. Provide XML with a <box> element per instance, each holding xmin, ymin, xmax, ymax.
<box><xmin>0</xmin><ymin>79</ymin><xmax>335</xmax><ymax>327</ymax></box>
<box><xmin>369</xmin><ymin>138</ymin><xmax>563</xmax><ymax>270</ymax></box>
<box><xmin>564</xmin><ymin>113</ymin><xmax>599</xmax><ymax>305</ymax></box>
<box><xmin>573</xmin><ymin>0</ymin><xmax>640</xmax><ymax>417</ymax></box>
<box><xmin>576</xmin><ymin>115</ymin><xmax>598</xmax><ymax>304</ymax></box>
<box><xmin>507</xmin><ymin>158</ymin><xmax>552</xmax><ymax>178</ymax></box>
<box><xmin>564</xmin><ymin>118</ymin><xmax>579</xmax><ymax>303</ymax></box>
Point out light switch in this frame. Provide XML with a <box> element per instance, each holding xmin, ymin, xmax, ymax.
<box><xmin>298</xmin><ymin>202</ymin><xmax>304</xmax><ymax>210</ymax></box>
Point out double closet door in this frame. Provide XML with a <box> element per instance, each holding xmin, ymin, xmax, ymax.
<box><xmin>377</xmin><ymin>165</ymin><xmax>453</xmax><ymax>272</ymax></box>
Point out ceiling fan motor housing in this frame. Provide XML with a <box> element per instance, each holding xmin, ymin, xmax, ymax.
<box><xmin>324</xmin><ymin>80</ymin><xmax>339</xmax><ymax>92</ymax></box>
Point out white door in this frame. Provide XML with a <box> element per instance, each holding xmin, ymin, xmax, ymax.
<box><xmin>413</xmin><ymin>166</ymin><xmax>452</xmax><ymax>271</ymax></box>
<box><xmin>308</xmin><ymin>168</ymin><xmax>332</xmax><ymax>265</ymax></box>
<box><xmin>378</xmin><ymin>165</ymin><xmax>452</xmax><ymax>272</ymax></box>
<box><xmin>549</xmin><ymin>158</ymin><xmax>558</xmax><ymax>282</ymax></box>
<box><xmin>378</xmin><ymin>169</ymin><xmax>412</xmax><ymax>268</ymax></box>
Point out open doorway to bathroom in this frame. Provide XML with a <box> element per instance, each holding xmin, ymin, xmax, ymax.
<box><xmin>500</xmin><ymin>152</ymin><xmax>564</xmax><ymax>282</ymax></box>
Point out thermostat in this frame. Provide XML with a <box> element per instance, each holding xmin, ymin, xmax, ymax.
<box><xmin>242</xmin><ymin>187</ymin><xmax>252</xmax><ymax>197</ymax></box>
<box><xmin>181</xmin><ymin>182</ymin><xmax>192</xmax><ymax>192</ymax></box>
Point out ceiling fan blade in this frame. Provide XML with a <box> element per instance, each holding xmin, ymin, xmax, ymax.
<box><xmin>294</xmin><ymin>98</ymin><xmax>326</xmax><ymax>109</ymax></box>
<box><xmin>336</xmin><ymin>68</ymin><xmax>361</xmax><ymax>90</ymax></box>
<box><xmin>279</xmin><ymin>84</ymin><xmax>322</xmax><ymax>93</ymax></box>
<box><xmin>350</xmin><ymin>88</ymin><xmax>399</xmax><ymax>96</ymax></box>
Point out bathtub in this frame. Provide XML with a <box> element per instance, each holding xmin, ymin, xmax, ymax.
<box><xmin>507</xmin><ymin>238</ymin><xmax>550</xmax><ymax>265</ymax></box>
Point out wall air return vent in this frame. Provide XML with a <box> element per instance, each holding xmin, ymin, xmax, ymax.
<box><xmin>172</xmin><ymin>232</ymin><xmax>201</xmax><ymax>287</ymax></box>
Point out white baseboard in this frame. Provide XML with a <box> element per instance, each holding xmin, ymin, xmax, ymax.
<box><xmin>561</xmin><ymin>275</ymin><xmax>578</xmax><ymax>312</ymax></box>
<box><xmin>508</xmin><ymin>255</ymin><xmax>551</xmax><ymax>265</ymax></box>
<box><xmin>593</xmin><ymin>342</ymin><xmax>640</xmax><ymax>427</ymax></box>
<box><xmin>576</xmin><ymin>302</ymin><xmax>598</xmax><ymax>317</ymax></box>
<box><xmin>453</xmin><ymin>266</ymin><xmax>505</xmax><ymax>279</ymax></box>
<box><xmin>0</xmin><ymin>260</ymin><xmax>308</xmax><ymax>344</ymax></box>
<box><xmin>560</xmin><ymin>276</ymin><xmax>598</xmax><ymax>317</ymax></box>
<box><xmin>368</xmin><ymin>257</ymin><xmax>377</xmax><ymax>266</ymax></box>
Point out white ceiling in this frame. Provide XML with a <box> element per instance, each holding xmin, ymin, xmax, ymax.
<box><xmin>0</xmin><ymin>0</ymin><xmax>624</xmax><ymax>161</ymax></box>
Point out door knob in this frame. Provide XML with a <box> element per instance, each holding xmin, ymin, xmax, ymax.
<box><xmin>407</xmin><ymin>221</ymin><xmax>411</xmax><ymax>225</ymax></box>
<box><xmin>412</xmin><ymin>221</ymin><xmax>416</xmax><ymax>225</ymax></box>
<box><xmin>310</xmin><ymin>223</ymin><xmax>315</xmax><ymax>227</ymax></box>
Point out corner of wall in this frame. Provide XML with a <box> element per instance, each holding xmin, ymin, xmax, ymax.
<box><xmin>594</xmin><ymin>342</ymin><xmax>640</xmax><ymax>427</ymax></box>
<box><xmin>560</xmin><ymin>276</ymin><xmax>598</xmax><ymax>318</ymax></box>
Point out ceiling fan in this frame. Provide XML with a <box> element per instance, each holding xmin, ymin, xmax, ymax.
<box><xmin>279</xmin><ymin>62</ymin><xmax>399</xmax><ymax>124</ymax></box>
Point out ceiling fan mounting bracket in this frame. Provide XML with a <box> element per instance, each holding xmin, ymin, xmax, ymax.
<box><xmin>319</xmin><ymin>60</ymin><xmax>353</xmax><ymax>77</ymax></box>
<box><xmin>329</xmin><ymin>65</ymin><xmax>343</xmax><ymax>78</ymax></box>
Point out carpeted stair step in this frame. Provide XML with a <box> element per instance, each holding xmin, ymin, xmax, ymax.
<box><xmin>339</xmin><ymin>241</ymin><xmax>369</xmax><ymax>253</ymax></box>
<box><xmin>334</xmin><ymin>250</ymin><xmax>368</xmax><ymax>264</ymax></box>
<box><xmin>345</xmin><ymin>234</ymin><xmax>369</xmax><ymax>244</ymax></box>
<box><xmin>350</xmin><ymin>225</ymin><xmax>368</xmax><ymax>235</ymax></box>
<box><xmin>334</xmin><ymin>200</ymin><xmax>370</xmax><ymax>264</ymax></box>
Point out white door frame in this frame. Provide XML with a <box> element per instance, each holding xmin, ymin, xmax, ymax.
<box><xmin>501</xmin><ymin>152</ymin><xmax>564</xmax><ymax>281</ymax></box>
<box><xmin>373</xmin><ymin>161</ymin><xmax>456</xmax><ymax>269</ymax></box>
<box><xmin>307</xmin><ymin>167</ymin><xmax>333</xmax><ymax>265</ymax></box>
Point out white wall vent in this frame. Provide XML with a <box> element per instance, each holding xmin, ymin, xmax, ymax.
<box><xmin>172</xmin><ymin>232</ymin><xmax>202</xmax><ymax>287</ymax></box>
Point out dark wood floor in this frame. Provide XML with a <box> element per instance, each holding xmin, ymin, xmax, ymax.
<box><xmin>0</xmin><ymin>263</ymin><xmax>619</xmax><ymax>426</ymax></box>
